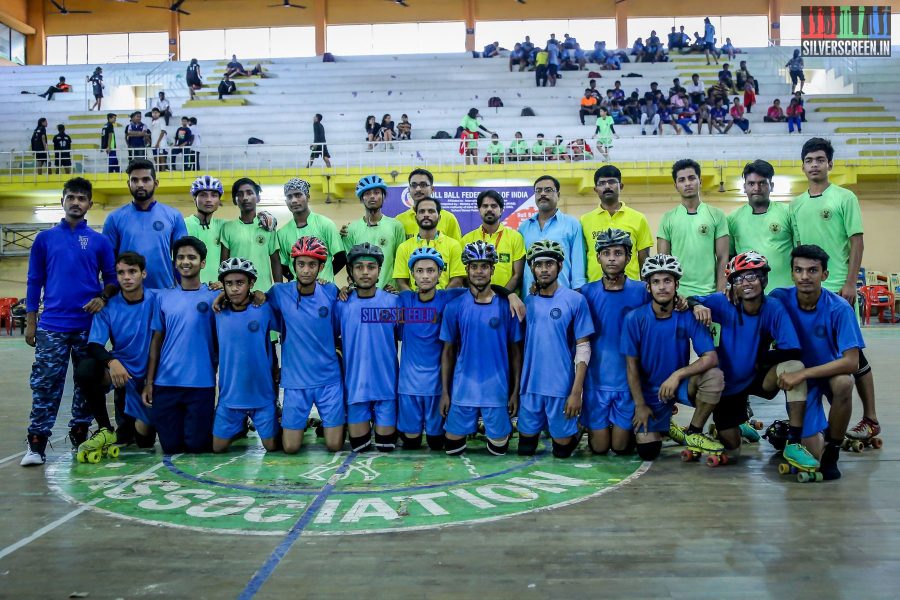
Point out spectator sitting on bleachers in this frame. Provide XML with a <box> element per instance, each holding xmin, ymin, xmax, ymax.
<box><xmin>736</xmin><ymin>60</ymin><xmax>759</xmax><ymax>94</ymax></box>
<box><xmin>485</xmin><ymin>133</ymin><xmax>505</xmax><ymax>164</ymax></box>
<box><xmin>610</xmin><ymin>102</ymin><xmax>632</xmax><ymax>125</ymax></box>
<box><xmin>224</xmin><ymin>55</ymin><xmax>265</xmax><ymax>78</ymax></box>
<box><xmin>631</xmin><ymin>37</ymin><xmax>647</xmax><ymax>62</ymax></box>
<box><xmin>32</xmin><ymin>76</ymin><xmax>71</xmax><ymax>101</ymax></box>
<box><xmin>535</xmin><ymin>47</ymin><xmax>549</xmax><ymax>87</ymax></box>
<box><xmin>482</xmin><ymin>41</ymin><xmax>500</xmax><ymax>58</ymax></box>
<box><xmin>624</xmin><ymin>93</ymin><xmax>641</xmax><ymax>124</ymax></box>
<box><xmin>590</xmin><ymin>41</ymin><xmax>622</xmax><ymax>70</ymax></box>
<box><xmin>217</xmin><ymin>73</ymin><xmax>237</xmax><ymax>100</ymax></box>
<box><xmin>568</xmin><ymin>138</ymin><xmax>593</xmax><ymax>161</ymax></box>
<box><xmin>669</xmin><ymin>78</ymin><xmax>684</xmax><ymax>98</ymax></box>
<box><xmin>588</xmin><ymin>79</ymin><xmax>602</xmax><ymax>100</ymax></box>
<box><xmin>580</xmin><ymin>89</ymin><xmax>600</xmax><ymax>125</ymax></box>
<box><xmin>639</xmin><ymin>98</ymin><xmax>661</xmax><ymax>135</ymax></box>
<box><xmin>724</xmin><ymin>97</ymin><xmax>751</xmax><ymax>134</ymax></box>
<box><xmin>687</xmin><ymin>74</ymin><xmax>705</xmax><ymax>105</ymax></box>
<box><xmin>707</xmin><ymin>80</ymin><xmax>730</xmax><ymax>107</ymax></box>
<box><xmin>657</xmin><ymin>100</ymin><xmax>682</xmax><ymax>135</ymax></box>
<box><xmin>611</xmin><ymin>80</ymin><xmax>626</xmax><ymax>102</ymax></box>
<box><xmin>765</xmin><ymin>99</ymin><xmax>786</xmax><ymax>122</ymax></box>
<box><xmin>710</xmin><ymin>98</ymin><xmax>728</xmax><ymax>133</ymax></box>
<box><xmin>786</xmin><ymin>98</ymin><xmax>805</xmax><ymax>134</ymax></box>
<box><xmin>645</xmin><ymin>30</ymin><xmax>665</xmax><ymax>63</ymax></box>
<box><xmin>691</xmin><ymin>32</ymin><xmax>705</xmax><ymax>53</ymax></box>
<box><xmin>718</xmin><ymin>63</ymin><xmax>737</xmax><ymax>94</ymax></box>
<box><xmin>643</xmin><ymin>81</ymin><xmax>660</xmax><ymax>103</ymax></box>
<box><xmin>697</xmin><ymin>99</ymin><xmax>717</xmax><ymax>134</ymax></box>
<box><xmin>792</xmin><ymin>91</ymin><xmax>807</xmax><ymax>121</ymax></box>
<box><xmin>721</xmin><ymin>37</ymin><xmax>737</xmax><ymax>60</ymax></box>
<box><xmin>376</xmin><ymin>114</ymin><xmax>396</xmax><ymax>148</ymax></box>
<box><xmin>509</xmin><ymin>43</ymin><xmax>527</xmax><ymax>71</ymax></box>
<box><xmin>601</xmin><ymin>89</ymin><xmax>615</xmax><ymax>108</ymax></box>
<box><xmin>531</xmin><ymin>133</ymin><xmax>549</xmax><ymax>160</ymax></box>
<box><xmin>507</xmin><ymin>131</ymin><xmax>530</xmax><ymax>162</ymax></box>
<box><xmin>668</xmin><ymin>27</ymin><xmax>685</xmax><ymax>51</ymax></box>
<box><xmin>397</xmin><ymin>114</ymin><xmax>412</xmax><ymax>140</ymax></box>
<box><xmin>365</xmin><ymin>115</ymin><xmax>380</xmax><ymax>151</ymax></box>
<box><xmin>521</xmin><ymin>36</ymin><xmax>536</xmax><ymax>66</ymax></box>
<box><xmin>148</xmin><ymin>91</ymin><xmax>172</xmax><ymax>126</ymax></box>
<box><xmin>674</xmin><ymin>94</ymin><xmax>696</xmax><ymax>134</ymax></box>
<box><xmin>549</xmin><ymin>135</ymin><xmax>569</xmax><ymax>161</ymax></box>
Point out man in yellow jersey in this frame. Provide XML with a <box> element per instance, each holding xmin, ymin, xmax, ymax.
<box><xmin>395</xmin><ymin>168</ymin><xmax>462</xmax><ymax>240</ymax></box>
<box><xmin>394</xmin><ymin>197</ymin><xmax>465</xmax><ymax>291</ymax></box>
<box><xmin>581</xmin><ymin>165</ymin><xmax>652</xmax><ymax>282</ymax></box>
<box><xmin>461</xmin><ymin>190</ymin><xmax>525</xmax><ymax>290</ymax></box>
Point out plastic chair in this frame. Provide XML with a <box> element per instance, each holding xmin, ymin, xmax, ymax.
<box><xmin>859</xmin><ymin>285</ymin><xmax>896</xmax><ymax>325</ymax></box>
<box><xmin>0</xmin><ymin>298</ymin><xmax>20</xmax><ymax>335</ymax></box>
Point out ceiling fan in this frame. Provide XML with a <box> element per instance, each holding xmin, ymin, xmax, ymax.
<box><xmin>390</xmin><ymin>0</ymin><xmax>410</xmax><ymax>7</ymax></box>
<box><xmin>48</xmin><ymin>0</ymin><xmax>92</xmax><ymax>15</ymax></box>
<box><xmin>107</xmin><ymin>0</ymin><xmax>138</xmax><ymax>3</ymax></box>
<box><xmin>269</xmin><ymin>0</ymin><xmax>307</xmax><ymax>8</ymax></box>
<box><xmin>147</xmin><ymin>0</ymin><xmax>190</xmax><ymax>15</ymax></box>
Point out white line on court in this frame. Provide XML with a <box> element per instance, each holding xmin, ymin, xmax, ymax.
<box><xmin>0</xmin><ymin>437</ymin><xmax>63</xmax><ymax>468</ymax></box>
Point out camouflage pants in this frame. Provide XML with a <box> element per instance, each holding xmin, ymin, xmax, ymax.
<box><xmin>27</xmin><ymin>328</ymin><xmax>92</xmax><ymax>437</ymax></box>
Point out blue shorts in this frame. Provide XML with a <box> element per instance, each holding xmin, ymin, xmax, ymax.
<box><xmin>581</xmin><ymin>389</ymin><xmax>633</xmax><ymax>431</ymax></box>
<box><xmin>641</xmin><ymin>379</ymin><xmax>691</xmax><ymax>434</ymax></box>
<box><xmin>347</xmin><ymin>399</ymin><xmax>397</xmax><ymax>427</ymax></box>
<box><xmin>398</xmin><ymin>394</ymin><xmax>443</xmax><ymax>437</ymax></box>
<box><xmin>801</xmin><ymin>382</ymin><xmax>830</xmax><ymax>438</ymax></box>
<box><xmin>123</xmin><ymin>378</ymin><xmax>151</xmax><ymax>426</ymax></box>
<box><xmin>214</xmin><ymin>403</ymin><xmax>277</xmax><ymax>440</ymax></box>
<box><xmin>282</xmin><ymin>382</ymin><xmax>345</xmax><ymax>430</ymax></box>
<box><xmin>445</xmin><ymin>405</ymin><xmax>511</xmax><ymax>439</ymax></box>
<box><xmin>518</xmin><ymin>393</ymin><xmax>579</xmax><ymax>439</ymax></box>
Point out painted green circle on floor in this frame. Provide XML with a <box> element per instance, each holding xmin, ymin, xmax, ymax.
<box><xmin>47</xmin><ymin>438</ymin><xmax>647</xmax><ymax>536</ymax></box>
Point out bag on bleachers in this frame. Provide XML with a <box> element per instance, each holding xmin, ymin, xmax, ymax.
<box><xmin>323</xmin><ymin>53</ymin><xmax>335</xmax><ymax>62</ymax></box>
<box><xmin>432</xmin><ymin>131</ymin><xmax>452</xmax><ymax>139</ymax></box>
<box><xmin>588</xmin><ymin>71</ymin><xmax>602</xmax><ymax>79</ymax></box>
<box><xmin>623</xmin><ymin>73</ymin><xmax>643</xmax><ymax>77</ymax></box>
<box><xmin>520</xmin><ymin>107</ymin><xmax>535</xmax><ymax>117</ymax></box>
<box><xmin>488</xmin><ymin>97</ymin><xmax>503</xmax><ymax>108</ymax></box>
<box><xmin>248</xmin><ymin>137</ymin><xmax>265</xmax><ymax>144</ymax></box>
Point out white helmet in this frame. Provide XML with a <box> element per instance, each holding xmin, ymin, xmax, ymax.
<box><xmin>218</xmin><ymin>257</ymin><xmax>258</xmax><ymax>282</ymax></box>
<box><xmin>640</xmin><ymin>254</ymin><xmax>683</xmax><ymax>281</ymax></box>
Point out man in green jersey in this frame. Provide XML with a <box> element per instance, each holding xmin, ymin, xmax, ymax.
<box><xmin>276</xmin><ymin>178</ymin><xmax>345</xmax><ymax>283</ymax></box>
<box><xmin>727</xmin><ymin>160</ymin><xmax>797</xmax><ymax>292</ymax></box>
<box><xmin>657</xmin><ymin>159</ymin><xmax>729</xmax><ymax>297</ymax></box>
<box><xmin>485</xmin><ymin>133</ymin><xmax>505</xmax><ymax>164</ymax></box>
<box><xmin>507</xmin><ymin>132</ymin><xmax>530</xmax><ymax>162</ymax></box>
<box><xmin>220</xmin><ymin>177</ymin><xmax>281</xmax><ymax>292</ymax></box>
<box><xmin>184</xmin><ymin>175</ymin><xmax>226</xmax><ymax>287</ymax></box>
<box><xmin>790</xmin><ymin>137</ymin><xmax>880</xmax><ymax>443</ymax></box>
<box><xmin>339</xmin><ymin>174</ymin><xmax>406</xmax><ymax>289</ymax></box>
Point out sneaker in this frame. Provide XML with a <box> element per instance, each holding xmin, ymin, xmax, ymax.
<box><xmin>847</xmin><ymin>416</ymin><xmax>881</xmax><ymax>441</ymax></box>
<box><xmin>668</xmin><ymin>421</ymin><xmax>687</xmax><ymax>445</ymax></box>
<box><xmin>20</xmin><ymin>435</ymin><xmax>47</xmax><ymax>467</ymax></box>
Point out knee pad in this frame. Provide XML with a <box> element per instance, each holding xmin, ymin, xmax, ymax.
<box><xmin>74</xmin><ymin>358</ymin><xmax>104</xmax><ymax>392</ymax></box>
<box><xmin>374</xmin><ymin>431</ymin><xmax>398</xmax><ymax>453</ymax></box>
<box><xmin>551</xmin><ymin>436</ymin><xmax>580</xmax><ymax>459</ymax></box>
<box><xmin>612</xmin><ymin>437</ymin><xmax>635</xmax><ymax>456</ymax></box>
<box><xmin>399</xmin><ymin>433</ymin><xmax>422</xmax><ymax>450</ymax></box>
<box><xmin>636</xmin><ymin>440</ymin><xmax>662</xmax><ymax>461</ymax></box>
<box><xmin>695</xmin><ymin>368</ymin><xmax>725</xmax><ymax>405</ymax></box>
<box><xmin>350</xmin><ymin>433</ymin><xmax>372</xmax><ymax>453</ymax></box>
<box><xmin>426</xmin><ymin>434</ymin><xmax>444</xmax><ymax>451</ymax></box>
<box><xmin>856</xmin><ymin>350</ymin><xmax>871</xmax><ymax>378</ymax></box>
<box><xmin>517</xmin><ymin>433</ymin><xmax>541</xmax><ymax>456</ymax></box>
<box><xmin>134</xmin><ymin>429</ymin><xmax>156</xmax><ymax>449</ymax></box>
<box><xmin>776</xmin><ymin>361</ymin><xmax>808</xmax><ymax>403</ymax></box>
<box><xmin>486</xmin><ymin>436</ymin><xmax>510</xmax><ymax>456</ymax></box>
<box><xmin>444</xmin><ymin>436</ymin><xmax>466</xmax><ymax>456</ymax></box>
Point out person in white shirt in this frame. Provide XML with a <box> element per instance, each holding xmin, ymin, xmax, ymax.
<box><xmin>149</xmin><ymin>108</ymin><xmax>169</xmax><ymax>172</ymax></box>
<box><xmin>686</xmin><ymin>73</ymin><xmax>706</xmax><ymax>105</ymax></box>
<box><xmin>151</xmin><ymin>91</ymin><xmax>172</xmax><ymax>125</ymax></box>
<box><xmin>188</xmin><ymin>116</ymin><xmax>202</xmax><ymax>171</ymax></box>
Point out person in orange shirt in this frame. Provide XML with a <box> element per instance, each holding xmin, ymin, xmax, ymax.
<box><xmin>579</xmin><ymin>89</ymin><xmax>600</xmax><ymax>125</ymax></box>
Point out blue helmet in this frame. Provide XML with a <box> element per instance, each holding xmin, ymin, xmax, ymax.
<box><xmin>408</xmin><ymin>246</ymin><xmax>445</xmax><ymax>271</ymax></box>
<box><xmin>191</xmin><ymin>175</ymin><xmax>223</xmax><ymax>197</ymax></box>
<box><xmin>356</xmin><ymin>175</ymin><xmax>387</xmax><ymax>199</ymax></box>
<box><xmin>461</xmin><ymin>240</ymin><xmax>499</xmax><ymax>265</ymax></box>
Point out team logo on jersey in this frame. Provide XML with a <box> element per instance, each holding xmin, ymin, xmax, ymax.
<box><xmin>550</xmin><ymin>308</ymin><xmax>562</xmax><ymax>320</ymax></box>
<box><xmin>248</xmin><ymin>320</ymin><xmax>260</xmax><ymax>332</ymax></box>
<box><xmin>379</xmin><ymin>238</ymin><xmax>388</xmax><ymax>246</ymax></box>
<box><xmin>196</xmin><ymin>302</ymin><xmax>210</xmax><ymax>313</ymax></box>
<box><xmin>256</xmin><ymin>235</ymin><xmax>266</xmax><ymax>245</ymax></box>
<box><xmin>488</xmin><ymin>317</ymin><xmax>500</xmax><ymax>329</ymax></box>
<box><xmin>814</xmin><ymin>324</ymin><xmax>828</xmax><ymax>339</ymax></box>
<box><xmin>697</xmin><ymin>224</ymin><xmax>710</xmax><ymax>236</ymax></box>
<box><xmin>153</xmin><ymin>221</ymin><xmax>165</xmax><ymax>231</ymax></box>
<box><xmin>318</xmin><ymin>306</ymin><xmax>329</xmax><ymax>318</ymax></box>
<box><xmin>499</xmin><ymin>253</ymin><xmax>511</xmax><ymax>264</ymax></box>
<box><xmin>820</xmin><ymin>209</ymin><xmax>832</xmax><ymax>221</ymax></box>
<box><xmin>769</xmin><ymin>222</ymin><xmax>781</xmax><ymax>233</ymax></box>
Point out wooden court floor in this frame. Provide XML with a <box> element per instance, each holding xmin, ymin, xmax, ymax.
<box><xmin>0</xmin><ymin>329</ymin><xmax>898</xmax><ymax>599</ymax></box>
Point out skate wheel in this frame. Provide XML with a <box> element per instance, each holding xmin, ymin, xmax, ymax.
<box><xmin>87</xmin><ymin>450</ymin><xmax>101</xmax><ymax>464</ymax></box>
<box><xmin>706</xmin><ymin>455</ymin><xmax>720</xmax><ymax>467</ymax></box>
<box><xmin>814</xmin><ymin>472</ymin><xmax>824</xmax><ymax>482</ymax></box>
<box><xmin>108</xmin><ymin>446</ymin><xmax>120</xmax><ymax>458</ymax></box>
<box><xmin>852</xmin><ymin>441</ymin><xmax>864</xmax><ymax>453</ymax></box>
<box><xmin>751</xmin><ymin>420</ymin><xmax>764</xmax><ymax>430</ymax></box>
<box><xmin>778</xmin><ymin>463</ymin><xmax>790</xmax><ymax>475</ymax></box>
<box><xmin>680</xmin><ymin>449</ymin><xmax>695</xmax><ymax>462</ymax></box>
<box><xmin>720</xmin><ymin>453</ymin><xmax>729</xmax><ymax>465</ymax></box>
<box><xmin>76</xmin><ymin>451</ymin><xmax>86</xmax><ymax>463</ymax></box>
<box><xmin>797</xmin><ymin>472</ymin><xmax>810</xmax><ymax>483</ymax></box>
<box><xmin>872</xmin><ymin>438</ymin><xmax>883</xmax><ymax>449</ymax></box>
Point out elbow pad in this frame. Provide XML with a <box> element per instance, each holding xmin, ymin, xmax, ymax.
<box><xmin>575</xmin><ymin>341</ymin><xmax>591</xmax><ymax>366</ymax></box>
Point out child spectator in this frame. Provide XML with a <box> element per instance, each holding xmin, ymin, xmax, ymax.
<box><xmin>595</xmin><ymin>106</ymin><xmax>617</xmax><ymax>161</ymax></box>
<box><xmin>657</xmin><ymin>100</ymin><xmax>681</xmax><ymax>135</ymax></box>
<box><xmin>485</xmin><ymin>133</ymin><xmax>505</xmax><ymax>164</ymax></box>
<box><xmin>697</xmin><ymin>100</ymin><xmax>716</xmax><ymax>134</ymax></box>
<box><xmin>365</xmin><ymin>115</ymin><xmax>380</xmax><ymax>151</ymax></box>
<box><xmin>507</xmin><ymin>131</ymin><xmax>529</xmax><ymax>162</ymax></box>
<box><xmin>397</xmin><ymin>114</ymin><xmax>412</xmax><ymax>140</ymax></box>
<box><xmin>721</xmin><ymin>37</ymin><xmax>737</xmax><ymax>60</ymax></box>
<box><xmin>640</xmin><ymin>99</ymin><xmax>660</xmax><ymax>135</ymax></box>
<box><xmin>718</xmin><ymin>63</ymin><xmax>736</xmax><ymax>94</ymax></box>
<box><xmin>736</xmin><ymin>60</ymin><xmax>759</xmax><ymax>94</ymax></box>
<box><xmin>89</xmin><ymin>67</ymin><xmax>104</xmax><ymax>111</ymax></box>
<box><xmin>675</xmin><ymin>94</ymin><xmax>696</xmax><ymax>134</ymax></box>
<box><xmin>568</xmin><ymin>138</ymin><xmax>593</xmax><ymax>161</ymax></box>
<box><xmin>31</xmin><ymin>118</ymin><xmax>48</xmax><ymax>175</ymax></box>
<box><xmin>710</xmin><ymin>99</ymin><xmax>728</xmax><ymax>133</ymax></box>
<box><xmin>786</xmin><ymin>98</ymin><xmax>805</xmax><ymax>133</ymax></box>
<box><xmin>793</xmin><ymin>91</ymin><xmax>806</xmax><ymax>121</ymax></box>
<box><xmin>610</xmin><ymin>102</ymin><xmax>632</xmax><ymax>125</ymax></box>
<box><xmin>549</xmin><ymin>135</ymin><xmax>569</xmax><ymax>161</ymax></box>
<box><xmin>611</xmin><ymin>80</ymin><xmax>626</xmax><ymax>102</ymax></box>
<box><xmin>743</xmin><ymin>79</ymin><xmax>756</xmax><ymax>113</ymax></box>
<box><xmin>786</xmin><ymin>49</ymin><xmax>805</xmax><ymax>94</ymax></box>
<box><xmin>125</xmin><ymin>111</ymin><xmax>151</xmax><ymax>162</ymax></box>
<box><xmin>725</xmin><ymin>97</ymin><xmax>751</xmax><ymax>134</ymax></box>
<box><xmin>579</xmin><ymin>89</ymin><xmax>600</xmax><ymax>125</ymax></box>
<box><xmin>765</xmin><ymin>99</ymin><xmax>786</xmax><ymax>122</ymax></box>
<box><xmin>377</xmin><ymin>114</ymin><xmax>396</xmax><ymax>148</ymax></box>
<box><xmin>624</xmin><ymin>93</ymin><xmax>641</xmax><ymax>124</ymax></box>
<box><xmin>587</xmin><ymin>79</ymin><xmax>602</xmax><ymax>100</ymax></box>
<box><xmin>170</xmin><ymin>116</ymin><xmax>193</xmax><ymax>171</ymax></box>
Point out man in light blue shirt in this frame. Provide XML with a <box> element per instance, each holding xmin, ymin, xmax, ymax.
<box><xmin>518</xmin><ymin>175</ymin><xmax>586</xmax><ymax>292</ymax></box>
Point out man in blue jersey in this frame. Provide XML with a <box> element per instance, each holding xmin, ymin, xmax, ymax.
<box><xmin>440</xmin><ymin>241</ymin><xmax>524</xmax><ymax>456</ymax></box>
<box><xmin>580</xmin><ymin>229</ymin><xmax>649</xmax><ymax>455</ymax></box>
<box><xmin>334</xmin><ymin>242</ymin><xmax>401</xmax><ymax>453</ymax></box>
<box><xmin>213</xmin><ymin>258</ymin><xmax>280</xmax><ymax>453</ymax></box>
<box><xmin>688</xmin><ymin>251</ymin><xmax>818</xmax><ymax>471</ymax></box>
<box><xmin>622</xmin><ymin>254</ymin><xmax>725</xmax><ymax>461</ymax></box>
<box><xmin>103</xmin><ymin>158</ymin><xmax>188</xmax><ymax>290</ymax></box>
<box><xmin>78</xmin><ymin>252</ymin><xmax>159</xmax><ymax>456</ymax></box>
<box><xmin>518</xmin><ymin>240</ymin><xmax>594</xmax><ymax>458</ymax></box>
<box><xmin>769</xmin><ymin>245</ymin><xmax>863</xmax><ymax>480</ymax></box>
<box><xmin>142</xmin><ymin>236</ymin><xmax>220</xmax><ymax>454</ymax></box>
<box><xmin>268</xmin><ymin>236</ymin><xmax>345</xmax><ymax>453</ymax></box>
<box><xmin>21</xmin><ymin>177</ymin><xmax>117</xmax><ymax>466</ymax></box>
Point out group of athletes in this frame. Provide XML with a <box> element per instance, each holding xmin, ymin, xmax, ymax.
<box><xmin>20</xmin><ymin>136</ymin><xmax>879</xmax><ymax>481</ymax></box>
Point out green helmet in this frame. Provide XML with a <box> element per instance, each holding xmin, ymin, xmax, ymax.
<box><xmin>526</xmin><ymin>239</ymin><xmax>565</xmax><ymax>265</ymax></box>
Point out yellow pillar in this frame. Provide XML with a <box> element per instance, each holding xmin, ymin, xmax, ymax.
<box><xmin>615</xmin><ymin>0</ymin><xmax>628</xmax><ymax>51</ymax></box>
<box><xmin>464</xmin><ymin>0</ymin><xmax>476</xmax><ymax>53</ymax></box>
<box><xmin>168</xmin><ymin>11</ymin><xmax>180</xmax><ymax>61</ymax></box>
<box><xmin>768</xmin><ymin>0</ymin><xmax>782</xmax><ymax>46</ymax></box>
<box><xmin>314</xmin><ymin>0</ymin><xmax>327</xmax><ymax>56</ymax></box>
<box><xmin>25</xmin><ymin>0</ymin><xmax>45</xmax><ymax>66</ymax></box>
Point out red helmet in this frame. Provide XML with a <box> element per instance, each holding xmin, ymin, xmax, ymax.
<box><xmin>291</xmin><ymin>236</ymin><xmax>328</xmax><ymax>263</ymax></box>
<box><xmin>726</xmin><ymin>250</ymin><xmax>770</xmax><ymax>281</ymax></box>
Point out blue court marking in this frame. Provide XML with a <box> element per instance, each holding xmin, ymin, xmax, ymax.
<box><xmin>236</xmin><ymin>451</ymin><xmax>357</xmax><ymax>600</ymax></box>
<box><xmin>162</xmin><ymin>444</ymin><xmax>549</xmax><ymax>497</ymax></box>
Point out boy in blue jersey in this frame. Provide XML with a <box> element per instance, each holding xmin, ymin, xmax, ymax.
<box><xmin>78</xmin><ymin>252</ymin><xmax>159</xmax><ymax>455</ymax></box>
<box><xmin>580</xmin><ymin>228</ymin><xmax>650</xmax><ymax>455</ymax></box>
<box><xmin>688</xmin><ymin>251</ymin><xmax>818</xmax><ymax>470</ymax></box>
<box><xmin>142</xmin><ymin>236</ymin><xmax>220</xmax><ymax>454</ymax></box>
<box><xmin>102</xmin><ymin>158</ymin><xmax>188</xmax><ymax>290</ymax></box>
<box><xmin>21</xmin><ymin>177</ymin><xmax>117</xmax><ymax>466</ymax></box>
<box><xmin>213</xmin><ymin>258</ymin><xmax>280</xmax><ymax>453</ymax></box>
<box><xmin>440</xmin><ymin>241</ymin><xmax>524</xmax><ymax>456</ymax></box>
<box><xmin>518</xmin><ymin>240</ymin><xmax>594</xmax><ymax>458</ymax></box>
<box><xmin>622</xmin><ymin>254</ymin><xmax>725</xmax><ymax>461</ymax></box>
<box><xmin>334</xmin><ymin>242</ymin><xmax>401</xmax><ymax>452</ymax></box>
<box><xmin>769</xmin><ymin>245</ymin><xmax>863</xmax><ymax>480</ymax></box>
<box><xmin>268</xmin><ymin>236</ymin><xmax>345</xmax><ymax>453</ymax></box>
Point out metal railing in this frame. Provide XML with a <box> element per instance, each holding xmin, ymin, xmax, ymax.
<box><xmin>144</xmin><ymin>53</ymin><xmax>177</xmax><ymax>110</ymax></box>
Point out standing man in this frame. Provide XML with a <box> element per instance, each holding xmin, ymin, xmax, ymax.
<box><xmin>31</xmin><ymin>117</ymin><xmax>48</xmax><ymax>176</ymax></box>
<box><xmin>52</xmin><ymin>124</ymin><xmax>73</xmax><ymax>175</ymax></box>
<box><xmin>396</xmin><ymin>168</ymin><xmax>462</xmax><ymax>240</ymax></box>
<box><xmin>148</xmin><ymin>108</ymin><xmax>168</xmax><ymax>172</ymax></box>
<box><xmin>460</xmin><ymin>190</ymin><xmax>525</xmax><ymax>290</ymax></box>
<box><xmin>657</xmin><ymin>159</ymin><xmax>729</xmax><ymax>297</ymax></box>
<box><xmin>393</xmin><ymin>197</ymin><xmax>465</xmax><ymax>291</ymax></box>
<box><xmin>518</xmin><ymin>175</ymin><xmax>587</xmax><ymax>292</ymax></box>
<box><xmin>581</xmin><ymin>165</ymin><xmax>653</xmax><ymax>282</ymax></box>
<box><xmin>728</xmin><ymin>160</ymin><xmax>797</xmax><ymax>291</ymax></box>
<box><xmin>220</xmin><ymin>177</ymin><xmax>281</xmax><ymax>292</ymax></box>
<box><xmin>790</xmin><ymin>137</ymin><xmax>879</xmax><ymax>443</ymax></box>
<box><xmin>100</xmin><ymin>113</ymin><xmax>119</xmax><ymax>174</ymax></box>
<box><xmin>307</xmin><ymin>114</ymin><xmax>332</xmax><ymax>168</ymax></box>
<box><xmin>103</xmin><ymin>158</ymin><xmax>188</xmax><ymax>290</ymax></box>
<box><xmin>21</xmin><ymin>177</ymin><xmax>117</xmax><ymax>466</ymax></box>
<box><xmin>703</xmin><ymin>17</ymin><xmax>719</xmax><ymax>65</ymax></box>
<box><xmin>184</xmin><ymin>175</ymin><xmax>227</xmax><ymax>286</ymax></box>
<box><xmin>125</xmin><ymin>111</ymin><xmax>150</xmax><ymax>163</ymax></box>
<box><xmin>276</xmin><ymin>178</ymin><xmax>345</xmax><ymax>283</ymax></box>
<box><xmin>340</xmin><ymin>175</ymin><xmax>406</xmax><ymax>290</ymax></box>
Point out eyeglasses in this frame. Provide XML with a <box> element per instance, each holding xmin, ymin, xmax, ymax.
<box><xmin>409</xmin><ymin>182</ymin><xmax>431</xmax><ymax>189</ymax></box>
<box><xmin>534</xmin><ymin>187</ymin><xmax>557</xmax><ymax>195</ymax></box>
<box><xmin>595</xmin><ymin>179</ymin><xmax>620</xmax><ymax>188</ymax></box>
<box><xmin>732</xmin><ymin>272</ymin><xmax>760</xmax><ymax>284</ymax></box>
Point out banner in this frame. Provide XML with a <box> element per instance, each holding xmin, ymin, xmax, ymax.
<box><xmin>801</xmin><ymin>5</ymin><xmax>891</xmax><ymax>56</ymax></box>
<box><xmin>384</xmin><ymin>186</ymin><xmax>538</xmax><ymax>235</ymax></box>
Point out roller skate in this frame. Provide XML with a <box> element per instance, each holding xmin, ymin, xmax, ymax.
<box><xmin>739</xmin><ymin>422</ymin><xmax>761</xmax><ymax>443</ymax></box>
<box><xmin>843</xmin><ymin>417</ymin><xmax>883</xmax><ymax>452</ymax></box>
<box><xmin>76</xmin><ymin>428</ymin><xmax>119</xmax><ymax>464</ymax></box>
<box><xmin>682</xmin><ymin>431</ymin><xmax>729</xmax><ymax>467</ymax></box>
<box><xmin>668</xmin><ymin>421</ymin><xmax>687</xmax><ymax>446</ymax></box>
<box><xmin>777</xmin><ymin>443</ymin><xmax>822</xmax><ymax>482</ymax></box>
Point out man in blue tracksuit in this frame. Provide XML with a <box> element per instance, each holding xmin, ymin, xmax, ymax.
<box><xmin>21</xmin><ymin>177</ymin><xmax>117</xmax><ymax>466</ymax></box>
